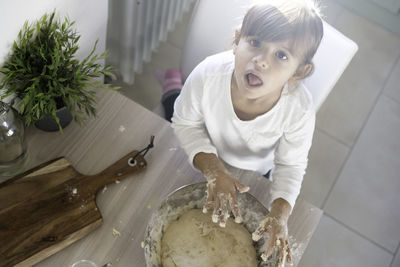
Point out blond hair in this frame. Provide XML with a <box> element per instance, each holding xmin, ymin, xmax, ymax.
<box><xmin>236</xmin><ymin>0</ymin><xmax>324</xmax><ymax>76</ymax></box>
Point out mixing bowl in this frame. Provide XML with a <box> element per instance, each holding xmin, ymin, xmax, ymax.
<box><xmin>144</xmin><ymin>182</ymin><xmax>280</xmax><ymax>267</ymax></box>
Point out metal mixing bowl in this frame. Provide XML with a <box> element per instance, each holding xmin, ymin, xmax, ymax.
<box><xmin>144</xmin><ymin>182</ymin><xmax>280</xmax><ymax>267</ymax></box>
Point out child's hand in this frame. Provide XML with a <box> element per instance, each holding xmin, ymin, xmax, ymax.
<box><xmin>203</xmin><ymin>169</ymin><xmax>249</xmax><ymax>227</ymax></box>
<box><xmin>252</xmin><ymin>198</ymin><xmax>293</xmax><ymax>266</ymax></box>
<box><xmin>193</xmin><ymin>152</ymin><xmax>249</xmax><ymax>227</ymax></box>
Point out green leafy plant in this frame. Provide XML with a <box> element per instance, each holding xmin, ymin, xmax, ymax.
<box><xmin>0</xmin><ymin>11</ymin><xmax>118</xmax><ymax>131</ymax></box>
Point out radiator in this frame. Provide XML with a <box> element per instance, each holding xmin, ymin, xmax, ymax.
<box><xmin>107</xmin><ymin>0</ymin><xmax>195</xmax><ymax>85</ymax></box>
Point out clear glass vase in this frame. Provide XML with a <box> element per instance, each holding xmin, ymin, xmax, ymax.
<box><xmin>0</xmin><ymin>101</ymin><xmax>27</xmax><ymax>180</ymax></box>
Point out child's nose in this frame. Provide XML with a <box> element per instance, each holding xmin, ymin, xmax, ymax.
<box><xmin>253</xmin><ymin>54</ymin><xmax>269</xmax><ymax>70</ymax></box>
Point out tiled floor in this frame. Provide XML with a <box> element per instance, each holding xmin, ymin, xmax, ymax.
<box><xmin>117</xmin><ymin>1</ymin><xmax>400</xmax><ymax>266</ymax></box>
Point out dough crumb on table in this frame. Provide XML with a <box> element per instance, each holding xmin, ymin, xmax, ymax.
<box><xmin>161</xmin><ymin>209</ymin><xmax>257</xmax><ymax>267</ymax></box>
<box><xmin>112</xmin><ymin>228</ymin><xmax>121</xmax><ymax>237</ymax></box>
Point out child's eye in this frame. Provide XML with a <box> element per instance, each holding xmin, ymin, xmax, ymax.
<box><xmin>249</xmin><ymin>39</ymin><xmax>261</xmax><ymax>47</ymax></box>
<box><xmin>276</xmin><ymin>51</ymin><xmax>288</xmax><ymax>60</ymax></box>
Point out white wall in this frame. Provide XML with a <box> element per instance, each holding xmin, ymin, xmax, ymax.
<box><xmin>0</xmin><ymin>0</ymin><xmax>108</xmax><ymax>100</ymax></box>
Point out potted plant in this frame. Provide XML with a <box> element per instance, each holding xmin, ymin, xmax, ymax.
<box><xmin>0</xmin><ymin>11</ymin><xmax>117</xmax><ymax>132</ymax></box>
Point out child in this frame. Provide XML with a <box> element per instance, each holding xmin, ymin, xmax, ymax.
<box><xmin>161</xmin><ymin>0</ymin><xmax>323</xmax><ymax>264</ymax></box>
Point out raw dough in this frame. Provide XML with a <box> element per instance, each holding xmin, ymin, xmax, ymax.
<box><xmin>161</xmin><ymin>209</ymin><xmax>258</xmax><ymax>267</ymax></box>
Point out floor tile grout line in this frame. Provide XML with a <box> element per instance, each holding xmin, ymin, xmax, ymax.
<box><xmin>320</xmin><ymin>52</ymin><xmax>400</xmax><ymax>210</ymax></box>
<box><xmin>389</xmin><ymin>242</ymin><xmax>400</xmax><ymax>267</ymax></box>
<box><xmin>324</xmin><ymin>213</ymin><xmax>395</xmax><ymax>256</ymax></box>
<box><xmin>380</xmin><ymin>55</ymin><xmax>400</xmax><ymax>106</ymax></box>
<box><xmin>380</xmin><ymin>93</ymin><xmax>400</xmax><ymax>107</ymax></box>
<box><xmin>315</xmin><ymin>127</ymin><xmax>351</xmax><ymax>148</ymax></box>
<box><xmin>320</xmin><ymin>134</ymin><xmax>354</xmax><ymax>209</ymax></box>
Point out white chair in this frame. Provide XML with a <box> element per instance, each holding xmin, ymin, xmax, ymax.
<box><xmin>154</xmin><ymin>0</ymin><xmax>358</xmax><ymax>115</ymax></box>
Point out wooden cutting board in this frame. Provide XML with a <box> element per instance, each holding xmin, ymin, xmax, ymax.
<box><xmin>0</xmin><ymin>150</ymin><xmax>147</xmax><ymax>267</ymax></box>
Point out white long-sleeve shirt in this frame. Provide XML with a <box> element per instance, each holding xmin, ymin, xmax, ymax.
<box><xmin>171</xmin><ymin>50</ymin><xmax>315</xmax><ymax>209</ymax></box>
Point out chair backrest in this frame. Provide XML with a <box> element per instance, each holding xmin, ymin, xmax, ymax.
<box><xmin>180</xmin><ymin>0</ymin><xmax>358</xmax><ymax>111</ymax></box>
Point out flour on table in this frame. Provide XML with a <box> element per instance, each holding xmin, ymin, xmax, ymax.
<box><xmin>118</xmin><ymin>125</ymin><xmax>126</xmax><ymax>132</ymax></box>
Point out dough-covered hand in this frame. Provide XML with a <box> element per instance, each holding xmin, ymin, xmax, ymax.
<box><xmin>193</xmin><ymin>152</ymin><xmax>249</xmax><ymax>228</ymax></box>
<box><xmin>203</xmin><ymin>169</ymin><xmax>249</xmax><ymax>227</ymax></box>
<box><xmin>252</xmin><ymin>214</ymin><xmax>292</xmax><ymax>266</ymax></box>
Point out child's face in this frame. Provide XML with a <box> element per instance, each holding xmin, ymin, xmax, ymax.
<box><xmin>233</xmin><ymin>36</ymin><xmax>303</xmax><ymax>100</ymax></box>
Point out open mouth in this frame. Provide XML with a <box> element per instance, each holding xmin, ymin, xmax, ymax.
<box><xmin>245</xmin><ymin>73</ymin><xmax>263</xmax><ymax>88</ymax></box>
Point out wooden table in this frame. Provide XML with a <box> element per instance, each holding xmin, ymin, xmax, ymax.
<box><xmin>18</xmin><ymin>90</ymin><xmax>322</xmax><ymax>267</ymax></box>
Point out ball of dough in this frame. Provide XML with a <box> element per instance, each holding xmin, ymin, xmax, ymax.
<box><xmin>161</xmin><ymin>209</ymin><xmax>258</xmax><ymax>267</ymax></box>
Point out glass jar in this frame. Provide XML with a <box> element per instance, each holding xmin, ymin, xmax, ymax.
<box><xmin>0</xmin><ymin>101</ymin><xmax>27</xmax><ymax>179</ymax></box>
